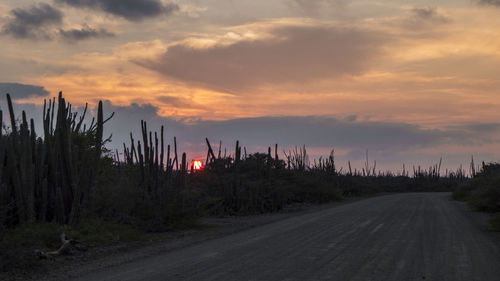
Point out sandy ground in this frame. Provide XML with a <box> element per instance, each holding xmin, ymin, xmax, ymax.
<box><xmin>6</xmin><ymin>193</ymin><xmax>500</xmax><ymax>281</ymax></box>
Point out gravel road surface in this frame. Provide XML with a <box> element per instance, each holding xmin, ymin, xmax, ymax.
<box><xmin>74</xmin><ymin>193</ymin><xmax>500</xmax><ymax>281</ymax></box>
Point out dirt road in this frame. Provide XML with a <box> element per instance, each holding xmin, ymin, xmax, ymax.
<box><xmin>74</xmin><ymin>193</ymin><xmax>500</xmax><ymax>281</ymax></box>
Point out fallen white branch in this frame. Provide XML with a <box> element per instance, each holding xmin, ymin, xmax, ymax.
<box><xmin>35</xmin><ymin>232</ymin><xmax>87</xmax><ymax>259</ymax></box>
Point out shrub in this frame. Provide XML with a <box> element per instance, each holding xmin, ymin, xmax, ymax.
<box><xmin>490</xmin><ymin>213</ymin><xmax>500</xmax><ymax>232</ymax></box>
<box><xmin>463</xmin><ymin>165</ymin><xmax>500</xmax><ymax>212</ymax></box>
<box><xmin>468</xmin><ymin>185</ymin><xmax>500</xmax><ymax>212</ymax></box>
<box><xmin>452</xmin><ymin>183</ymin><xmax>475</xmax><ymax>201</ymax></box>
<box><xmin>286</xmin><ymin>174</ymin><xmax>342</xmax><ymax>203</ymax></box>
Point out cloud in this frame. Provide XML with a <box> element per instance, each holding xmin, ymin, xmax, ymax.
<box><xmin>102</xmin><ymin>101</ymin><xmax>500</xmax><ymax>153</ymax></box>
<box><xmin>59</xmin><ymin>25</ymin><xmax>115</xmax><ymax>42</ymax></box>
<box><xmin>396</xmin><ymin>7</ymin><xmax>450</xmax><ymax>31</ymax></box>
<box><xmin>478</xmin><ymin>0</ymin><xmax>500</xmax><ymax>7</ymax></box>
<box><xmin>3</xmin><ymin>98</ymin><xmax>499</xmax><ymax>169</ymax></box>
<box><xmin>56</xmin><ymin>0</ymin><xmax>179</xmax><ymax>21</ymax></box>
<box><xmin>447</xmin><ymin>123</ymin><xmax>500</xmax><ymax>136</ymax></box>
<box><xmin>0</xmin><ymin>82</ymin><xmax>50</xmax><ymax>99</ymax></box>
<box><xmin>178</xmin><ymin>5</ymin><xmax>207</xmax><ymax>19</ymax></box>
<box><xmin>156</xmin><ymin>95</ymin><xmax>206</xmax><ymax>109</ymax></box>
<box><xmin>288</xmin><ymin>0</ymin><xmax>348</xmax><ymax>14</ymax></box>
<box><xmin>410</xmin><ymin>7</ymin><xmax>449</xmax><ymax>23</ymax></box>
<box><xmin>1</xmin><ymin>4</ymin><xmax>115</xmax><ymax>42</ymax></box>
<box><xmin>99</xmin><ymin>101</ymin><xmax>500</xmax><ymax>169</ymax></box>
<box><xmin>398</xmin><ymin>54</ymin><xmax>500</xmax><ymax>80</ymax></box>
<box><xmin>1</xmin><ymin>3</ymin><xmax>63</xmax><ymax>39</ymax></box>
<box><xmin>138</xmin><ymin>25</ymin><xmax>387</xmax><ymax>94</ymax></box>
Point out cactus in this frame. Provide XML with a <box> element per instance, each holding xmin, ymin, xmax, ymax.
<box><xmin>6</xmin><ymin>94</ymin><xmax>17</xmax><ymax>136</ymax></box>
<box><xmin>174</xmin><ymin>136</ymin><xmax>178</xmax><ymax>171</ymax></box>
<box><xmin>6</xmin><ymin>140</ymin><xmax>25</xmax><ymax>223</ymax></box>
<box><xmin>235</xmin><ymin>140</ymin><xmax>240</xmax><ymax>164</ymax></box>
<box><xmin>0</xmin><ymin>109</ymin><xmax>3</xmax><ymax>138</ymax></box>
<box><xmin>274</xmin><ymin>144</ymin><xmax>278</xmax><ymax>161</ymax></box>
<box><xmin>0</xmin><ymin>93</ymin><xmax>110</xmax><ymax>226</ymax></box>
<box><xmin>205</xmin><ymin>138</ymin><xmax>216</xmax><ymax>164</ymax></box>
<box><xmin>160</xmin><ymin>126</ymin><xmax>164</xmax><ymax>171</ymax></box>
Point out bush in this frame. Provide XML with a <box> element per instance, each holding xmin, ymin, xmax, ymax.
<box><xmin>461</xmin><ymin>165</ymin><xmax>500</xmax><ymax>213</ymax></box>
<box><xmin>490</xmin><ymin>213</ymin><xmax>500</xmax><ymax>232</ymax></box>
<box><xmin>452</xmin><ymin>163</ymin><xmax>500</xmax><ymax>232</ymax></box>
<box><xmin>287</xmin><ymin>174</ymin><xmax>343</xmax><ymax>203</ymax></box>
<box><xmin>452</xmin><ymin>184</ymin><xmax>475</xmax><ymax>201</ymax></box>
<box><xmin>163</xmin><ymin>205</ymin><xmax>203</xmax><ymax>230</ymax></box>
<box><xmin>73</xmin><ymin>219</ymin><xmax>144</xmax><ymax>243</ymax></box>
<box><xmin>468</xmin><ymin>185</ymin><xmax>500</xmax><ymax>212</ymax></box>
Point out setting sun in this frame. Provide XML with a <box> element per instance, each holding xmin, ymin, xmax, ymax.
<box><xmin>191</xmin><ymin>160</ymin><xmax>203</xmax><ymax>171</ymax></box>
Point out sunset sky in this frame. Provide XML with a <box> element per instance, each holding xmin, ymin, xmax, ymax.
<box><xmin>1</xmin><ymin>0</ymin><xmax>500</xmax><ymax>171</ymax></box>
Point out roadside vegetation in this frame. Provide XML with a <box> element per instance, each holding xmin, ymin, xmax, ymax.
<box><xmin>0</xmin><ymin>93</ymin><xmax>472</xmax><ymax>274</ymax></box>
<box><xmin>453</xmin><ymin>162</ymin><xmax>500</xmax><ymax>232</ymax></box>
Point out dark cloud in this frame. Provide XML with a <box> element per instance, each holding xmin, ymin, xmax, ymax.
<box><xmin>478</xmin><ymin>0</ymin><xmax>500</xmax><ymax>7</ymax></box>
<box><xmin>1</xmin><ymin>4</ymin><xmax>116</xmax><ymax>42</ymax></box>
<box><xmin>56</xmin><ymin>0</ymin><xmax>179</xmax><ymax>21</ymax></box>
<box><xmin>100</xmin><ymin>102</ymin><xmax>500</xmax><ymax>169</ymax></box>
<box><xmin>447</xmin><ymin>123</ymin><xmax>500</xmax><ymax>137</ymax></box>
<box><xmin>102</xmin><ymin>102</ymin><xmax>500</xmax><ymax>157</ymax></box>
<box><xmin>138</xmin><ymin>25</ymin><xmax>387</xmax><ymax>93</ymax></box>
<box><xmin>1</xmin><ymin>3</ymin><xmax>63</xmax><ymax>39</ymax></box>
<box><xmin>59</xmin><ymin>25</ymin><xmax>115</xmax><ymax>42</ymax></box>
<box><xmin>0</xmin><ymin>82</ymin><xmax>50</xmax><ymax>99</ymax></box>
<box><xmin>185</xmin><ymin>117</ymin><xmax>441</xmax><ymax>149</ymax></box>
<box><xmin>411</xmin><ymin>7</ymin><xmax>448</xmax><ymax>23</ymax></box>
<box><xmin>400</xmin><ymin>7</ymin><xmax>449</xmax><ymax>31</ymax></box>
<box><xmin>3</xmin><ymin>99</ymin><xmax>499</xmax><ymax>169</ymax></box>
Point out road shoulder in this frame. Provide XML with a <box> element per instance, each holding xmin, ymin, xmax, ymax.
<box><xmin>5</xmin><ymin>195</ymin><xmax>380</xmax><ymax>281</ymax></box>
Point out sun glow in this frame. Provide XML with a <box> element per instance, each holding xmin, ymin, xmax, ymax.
<box><xmin>191</xmin><ymin>160</ymin><xmax>203</xmax><ymax>171</ymax></box>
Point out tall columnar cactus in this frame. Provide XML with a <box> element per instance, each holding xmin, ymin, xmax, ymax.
<box><xmin>205</xmin><ymin>138</ymin><xmax>216</xmax><ymax>164</ymax></box>
<box><xmin>124</xmin><ymin>121</ymin><xmax>180</xmax><ymax>200</ymax></box>
<box><xmin>235</xmin><ymin>140</ymin><xmax>241</xmax><ymax>164</ymax></box>
<box><xmin>160</xmin><ymin>126</ymin><xmax>164</xmax><ymax>171</ymax></box>
<box><xmin>0</xmin><ymin>92</ymin><xmax>109</xmax><ymax>226</ymax></box>
<box><xmin>87</xmin><ymin>101</ymin><xmax>104</xmax><ymax>206</ymax></box>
